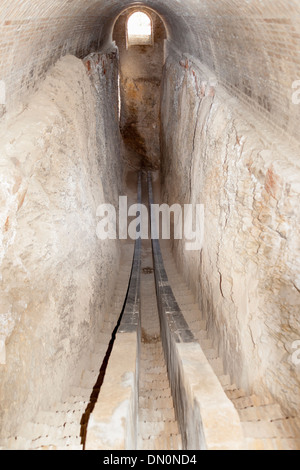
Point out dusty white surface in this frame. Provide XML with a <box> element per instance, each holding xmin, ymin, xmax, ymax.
<box><xmin>161</xmin><ymin>48</ymin><xmax>300</xmax><ymax>415</ymax></box>
<box><xmin>0</xmin><ymin>53</ymin><xmax>122</xmax><ymax>437</ymax></box>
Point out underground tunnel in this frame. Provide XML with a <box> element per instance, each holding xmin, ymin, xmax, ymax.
<box><xmin>0</xmin><ymin>0</ymin><xmax>299</xmax><ymax>451</ymax></box>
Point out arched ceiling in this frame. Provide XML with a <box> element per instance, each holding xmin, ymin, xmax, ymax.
<box><xmin>0</xmin><ymin>0</ymin><xmax>299</xmax><ymax>141</ymax></box>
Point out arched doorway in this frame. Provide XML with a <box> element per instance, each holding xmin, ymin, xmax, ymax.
<box><xmin>113</xmin><ymin>8</ymin><xmax>167</xmax><ymax>170</ymax></box>
<box><xmin>127</xmin><ymin>11</ymin><xmax>153</xmax><ymax>47</ymax></box>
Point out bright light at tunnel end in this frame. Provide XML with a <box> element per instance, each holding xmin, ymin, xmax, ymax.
<box><xmin>96</xmin><ymin>198</ymin><xmax>205</xmax><ymax>252</ymax></box>
<box><xmin>128</xmin><ymin>12</ymin><xmax>151</xmax><ymax>37</ymax></box>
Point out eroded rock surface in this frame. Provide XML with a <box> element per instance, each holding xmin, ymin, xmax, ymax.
<box><xmin>0</xmin><ymin>53</ymin><xmax>122</xmax><ymax>437</ymax></box>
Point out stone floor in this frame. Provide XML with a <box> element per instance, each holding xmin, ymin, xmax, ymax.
<box><xmin>137</xmin><ymin>237</ymin><xmax>182</xmax><ymax>450</ymax></box>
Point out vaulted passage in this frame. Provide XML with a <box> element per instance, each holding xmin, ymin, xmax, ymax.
<box><xmin>0</xmin><ymin>1</ymin><xmax>300</xmax><ymax>451</ymax></box>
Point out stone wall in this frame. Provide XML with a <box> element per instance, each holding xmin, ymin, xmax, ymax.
<box><xmin>1</xmin><ymin>1</ymin><xmax>299</xmax><ymax>145</ymax></box>
<box><xmin>0</xmin><ymin>51</ymin><xmax>122</xmax><ymax>437</ymax></box>
<box><xmin>160</xmin><ymin>46</ymin><xmax>300</xmax><ymax>415</ymax></box>
<box><xmin>113</xmin><ymin>8</ymin><xmax>166</xmax><ymax>170</ymax></box>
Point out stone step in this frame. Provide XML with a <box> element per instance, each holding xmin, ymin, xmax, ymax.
<box><xmin>140</xmin><ymin>364</ymin><xmax>166</xmax><ymax>372</ymax></box>
<box><xmin>35</xmin><ymin>443</ymin><xmax>83</xmax><ymax>450</ymax></box>
<box><xmin>161</xmin><ymin>245</ymin><xmax>300</xmax><ymax>450</ymax></box>
<box><xmin>19</xmin><ymin>422</ymin><xmax>50</xmax><ymax>440</ymax></box>
<box><xmin>139</xmin><ymin>396</ymin><xmax>174</xmax><ymax>410</ymax></box>
<box><xmin>139</xmin><ymin>421</ymin><xmax>165</xmax><ymax>437</ymax></box>
<box><xmin>139</xmin><ymin>433</ymin><xmax>182</xmax><ymax>451</ymax></box>
<box><xmin>163</xmin><ymin>420</ymin><xmax>180</xmax><ymax>435</ymax></box>
<box><xmin>0</xmin><ymin>253</ymin><xmax>136</xmax><ymax>451</ymax></box>
<box><xmin>65</xmin><ymin>393</ymin><xmax>90</xmax><ymax>406</ymax></box>
<box><xmin>232</xmin><ymin>394</ymin><xmax>272</xmax><ymax>410</ymax></box>
<box><xmin>53</xmin><ymin>401</ymin><xmax>86</xmax><ymax>414</ymax></box>
<box><xmin>35</xmin><ymin>411</ymin><xmax>68</xmax><ymax>427</ymax></box>
<box><xmin>139</xmin><ymin>391</ymin><xmax>173</xmax><ymax>403</ymax></box>
<box><xmin>0</xmin><ymin>436</ymin><xmax>31</xmax><ymax>450</ymax></box>
<box><xmin>140</xmin><ymin>352</ymin><xmax>164</xmax><ymax>360</ymax></box>
<box><xmin>222</xmin><ymin>383</ymin><xmax>239</xmax><ymax>392</ymax></box>
<box><xmin>226</xmin><ymin>388</ymin><xmax>247</xmax><ymax>400</ymax></box>
<box><xmin>140</xmin><ymin>343</ymin><xmax>163</xmax><ymax>351</ymax></box>
<box><xmin>245</xmin><ymin>437</ymin><xmax>300</xmax><ymax>451</ymax></box>
<box><xmin>30</xmin><ymin>434</ymin><xmax>82</xmax><ymax>450</ymax></box>
<box><xmin>139</xmin><ymin>409</ymin><xmax>166</xmax><ymax>422</ymax></box>
<box><xmin>140</xmin><ymin>355</ymin><xmax>165</xmax><ymax>363</ymax></box>
<box><xmin>218</xmin><ymin>374</ymin><xmax>232</xmax><ymax>388</ymax></box>
<box><xmin>30</xmin><ymin>420</ymin><xmax>81</xmax><ymax>441</ymax></box>
<box><xmin>238</xmin><ymin>404</ymin><xmax>286</xmax><ymax>423</ymax></box>
<box><xmin>139</xmin><ymin>383</ymin><xmax>171</xmax><ymax>394</ymax></box>
<box><xmin>190</xmin><ymin>325</ymin><xmax>207</xmax><ymax>338</ymax></box>
<box><xmin>60</xmin><ymin>422</ymin><xmax>81</xmax><ymax>438</ymax></box>
<box><xmin>242</xmin><ymin>417</ymin><xmax>300</xmax><ymax>439</ymax></box>
<box><xmin>208</xmin><ymin>357</ymin><xmax>224</xmax><ymax>376</ymax></box>
<box><xmin>70</xmin><ymin>387</ymin><xmax>92</xmax><ymax>401</ymax></box>
<box><xmin>181</xmin><ymin>313</ymin><xmax>205</xmax><ymax>327</ymax></box>
<box><xmin>142</xmin><ymin>373</ymin><xmax>169</xmax><ymax>383</ymax></box>
<box><xmin>140</xmin><ymin>408</ymin><xmax>176</xmax><ymax>422</ymax></box>
<box><xmin>139</xmin><ymin>392</ymin><xmax>171</xmax><ymax>403</ymax></box>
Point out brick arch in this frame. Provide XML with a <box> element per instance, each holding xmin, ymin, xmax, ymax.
<box><xmin>0</xmin><ymin>0</ymin><xmax>300</xmax><ymax>141</ymax></box>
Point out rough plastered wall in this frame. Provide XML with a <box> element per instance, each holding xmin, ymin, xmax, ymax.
<box><xmin>113</xmin><ymin>8</ymin><xmax>166</xmax><ymax>169</ymax></box>
<box><xmin>1</xmin><ymin>1</ymin><xmax>300</xmax><ymax>145</ymax></box>
<box><xmin>0</xmin><ymin>51</ymin><xmax>122</xmax><ymax>437</ymax></box>
<box><xmin>160</xmin><ymin>46</ymin><xmax>300</xmax><ymax>415</ymax></box>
